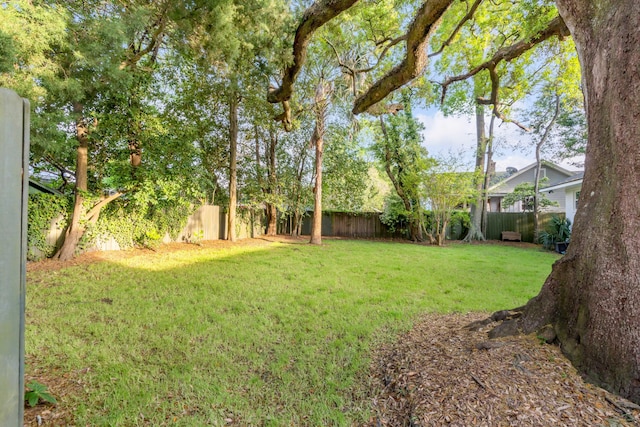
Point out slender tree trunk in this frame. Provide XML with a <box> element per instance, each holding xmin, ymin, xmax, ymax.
<box><xmin>266</xmin><ymin>129</ymin><xmax>278</xmax><ymax>236</ymax></box>
<box><xmin>309</xmin><ymin>123</ymin><xmax>324</xmax><ymax>245</ymax></box>
<box><xmin>310</xmin><ymin>80</ymin><xmax>330</xmax><ymax>245</ymax></box>
<box><xmin>481</xmin><ymin>114</ymin><xmax>496</xmax><ymax>236</ymax></box>
<box><xmin>54</xmin><ymin>103</ymin><xmax>88</xmax><ymax>261</ymax></box>
<box><xmin>533</xmin><ymin>95</ymin><xmax>561</xmax><ymax>239</ymax></box>
<box><xmin>227</xmin><ymin>92</ymin><xmax>239</xmax><ymax>242</ymax></box>
<box><xmin>464</xmin><ymin>103</ymin><xmax>487</xmax><ymax>241</ymax></box>
<box><xmin>497</xmin><ymin>1</ymin><xmax>640</xmax><ymax>404</ymax></box>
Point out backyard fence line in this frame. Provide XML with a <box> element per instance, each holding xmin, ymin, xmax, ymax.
<box><xmin>280</xmin><ymin>211</ymin><xmax>563</xmax><ymax>243</ymax></box>
<box><xmin>31</xmin><ymin>205</ymin><xmax>264</xmax><ymax>259</ymax></box>
<box><xmin>32</xmin><ymin>208</ymin><xmax>562</xmax><ymax>259</ymax></box>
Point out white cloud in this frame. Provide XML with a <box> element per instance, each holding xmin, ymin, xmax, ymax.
<box><xmin>416</xmin><ymin>111</ymin><xmax>476</xmax><ymax>162</ymax></box>
<box><xmin>415</xmin><ymin>109</ymin><xmax>583</xmax><ymax>172</ymax></box>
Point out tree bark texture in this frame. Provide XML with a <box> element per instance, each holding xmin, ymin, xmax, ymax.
<box><xmin>267</xmin><ymin>0</ymin><xmax>359</xmax><ymax>105</ymax></box>
<box><xmin>310</xmin><ymin>81</ymin><xmax>329</xmax><ymax>245</ymax></box>
<box><xmin>266</xmin><ymin>130</ymin><xmax>278</xmax><ymax>236</ymax></box>
<box><xmin>227</xmin><ymin>93</ymin><xmax>239</xmax><ymax>242</ymax></box>
<box><xmin>353</xmin><ymin>0</ymin><xmax>453</xmax><ymax>114</ymax></box>
<box><xmin>464</xmin><ymin>103</ymin><xmax>487</xmax><ymax>241</ymax></box>
<box><xmin>481</xmin><ymin>113</ymin><xmax>496</xmax><ymax>236</ymax></box>
<box><xmin>514</xmin><ymin>0</ymin><xmax>640</xmax><ymax>403</ymax></box>
<box><xmin>55</xmin><ymin>105</ymin><xmax>88</xmax><ymax>261</ymax></box>
<box><xmin>309</xmin><ymin>124</ymin><xmax>324</xmax><ymax>245</ymax></box>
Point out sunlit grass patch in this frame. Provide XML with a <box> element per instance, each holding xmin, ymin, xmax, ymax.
<box><xmin>26</xmin><ymin>240</ymin><xmax>558</xmax><ymax>425</ymax></box>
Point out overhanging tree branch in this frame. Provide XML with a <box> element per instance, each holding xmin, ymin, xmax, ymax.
<box><xmin>439</xmin><ymin>15</ymin><xmax>570</xmax><ymax>103</ymax></box>
<box><xmin>352</xmin><ymin>0</ymin><xmax>455</xmax><ymax>115</ymax></box>
<box><xmin>267</xmin><ymin>0</ymin><xmax>360</xmax><ymax>105</ymax></box>
<box><xmin>428</xmin><ymin>0</ymin><xmax>484</xmax><ymax>58</ymax></box>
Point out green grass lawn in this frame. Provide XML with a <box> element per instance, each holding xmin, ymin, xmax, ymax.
<box><xmin>26</xmin><ymin>240</ymin><xmax>559</xmax><ymax>426</ymax></box>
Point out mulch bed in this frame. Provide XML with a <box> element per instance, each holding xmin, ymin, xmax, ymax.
<box><xmin>366</xmin><ymin>312</ymin><xmax>640</xmax><ymax>426</ymax></box>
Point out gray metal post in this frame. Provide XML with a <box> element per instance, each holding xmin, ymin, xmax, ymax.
<box><xmin>0</xmin><ymin>88</ymin><xmax>29</xmax><ymax>426</ymax></box>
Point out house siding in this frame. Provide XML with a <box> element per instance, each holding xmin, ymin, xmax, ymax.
<box><xmin>490</xmin><ymin>163</ymin><xmax>574</xmax><ymax>212</ymax></box>
<box><xmin>564</xmin><ymin>184</ymin><xmax>581</xmax><ymax>224</ymax></box>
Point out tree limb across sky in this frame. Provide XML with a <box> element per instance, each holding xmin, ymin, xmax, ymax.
<box><xmin>268</xmin><ymin>1</ymin><xmax>569</xmax><ymax>123</ymax></box>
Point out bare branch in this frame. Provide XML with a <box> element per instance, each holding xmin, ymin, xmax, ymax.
<box><xmin>352</xmin><ymin>0</ymin><xmax>455</xmax><ymax>115</ymax></box>
<box><xmin>478</xmin><ymin>66</ymin><xmax>531</xmax><ymax>131</ymax></box>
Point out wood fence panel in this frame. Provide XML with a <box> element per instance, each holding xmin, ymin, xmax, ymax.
<box><xmin>486</xmin><ymin>212</ymin><xmax>565</xmax><ymax>243</ymax></box>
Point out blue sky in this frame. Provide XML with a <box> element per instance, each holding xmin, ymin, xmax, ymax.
<box><xmin>415</xmin><ymin>107</ymin><xmax>584</xmax><ymax>173</ymax></box>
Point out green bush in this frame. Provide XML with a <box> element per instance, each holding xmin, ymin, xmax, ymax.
<box><xmin>27</xmin><ymin>194</ymin><xmax>70</xmax><ymax>260</ymax></box>
<box><xmin>379</xmin><ymin>194</ymin><xmax>410</xmax><ymax>235</ymax></box>
<box><xmin>539</xmin><ymin>215</ymin><xmax>571</xmax><ymax>250</ymax></box>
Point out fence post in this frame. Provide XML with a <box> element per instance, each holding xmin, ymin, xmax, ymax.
<box><xmin>0</xmin><ymin>88</ymin><xmax>29</xmax><ymax>425</ymax></box>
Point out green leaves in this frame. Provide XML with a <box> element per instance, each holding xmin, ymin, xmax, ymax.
<box><xmin>502</xmin><ymin>180</ymin><xmax>558</xmax><ymax>212</ymax></box>
<box><xmin>25</xmin><ymin>381</ymin><xmax>57</xmax><ymax>407</ymax></box>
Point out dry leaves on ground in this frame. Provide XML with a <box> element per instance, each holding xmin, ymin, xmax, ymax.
<box><xmin>367</xmin><ymin>312</ymin><xmax>640</xmax><ymax>427</ymax></box>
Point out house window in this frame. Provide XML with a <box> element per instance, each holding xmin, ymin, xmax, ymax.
<box><xmin>539</xmin><ymin>168</ymin><xmax>547</xmax><ymax>179</ymax></box>
<box><xmin>575</xmin><ymin>191</ymin><xmax>580</xmax><ymax>210</ymax></box>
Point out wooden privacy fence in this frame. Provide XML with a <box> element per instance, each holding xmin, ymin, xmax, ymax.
<box><xmin>485</xmin><ymin>212</ymin><xmax>566</xmax><ymax>243</ymax></box>
<box><xmin>281</xmin><ymin>211</ymin><xmax>562</xmax><ymax>243</ymax></box>
<box><xmin>278</xmin><ymin>211</ymin><xmax>406</xmax><ymax>239</ymax></box>
<box><xmin>280</xmin><ymin>211</ymin><xmax>467</xmax><ymax>240</ymax></box>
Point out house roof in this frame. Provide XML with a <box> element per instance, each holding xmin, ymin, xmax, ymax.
<box><xmin>487</xmin><ymin>161</ymin><xmax>576</xmax><ymax>195</ymax></box>
<box><xmin>28</xmin><ymin>179</ymin><xmax>63</xmax><ymax>196</ymax></box>
<box><xmin>539</xmin><ymin>172</ymin><xmax>584</xmax><ymax>193</ymax></box>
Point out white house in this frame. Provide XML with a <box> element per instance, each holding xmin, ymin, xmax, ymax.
<box><xmin>539</xmin><ymin>172</ymin><xmax>584</xmax><ymax>225</ymax></box>
<box><xmin>487</xmin><ymin>161</ymin><xmax>577</xmax><ymax>213</ymax></box>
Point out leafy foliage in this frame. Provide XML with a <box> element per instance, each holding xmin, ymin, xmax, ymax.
<box><xmin>82</xmin><ymin>179</ymin><xmax>198</xmax><ymax>251</ymax></box>
<box><xmin>423</xmin><ymin>157</ymin><xmax>479</xmax><ymax>245</ymax></box>
<box><xmin>379</xmin><ymin>193</ymin><xmax>409</xmax><ymax>235</ymax></box>
<box><xmin>27</xmin><ymin>194</ymin><xmax>70</xmax><ymax>260</ymax></box>
<box><xmin>371</xmin><ymin>92</ymin><xmax>432</xmax><ymax>240</ymax></box>
<box><xmin>539</xmin><ymin>215</ymin><xmax>571</xmax><ymax>250</ymax></box>
<box><xmin>502</xmin><ymin>180</ymin><xmax>558</xmax><ymax>212</ymax></box>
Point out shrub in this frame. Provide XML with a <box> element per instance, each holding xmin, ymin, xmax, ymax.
<box><xmin>539</xmin><ymin>215</ymin><xmax>571</xmax><ymax>250</ymax></box>
<box><xmin>27</xmin><ymin>194</ymin><xmax>70</xmax><ymax>260</ymax></box>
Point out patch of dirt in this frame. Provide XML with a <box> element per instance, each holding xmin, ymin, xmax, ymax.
<box><xmin>366</xmin><ymin>312</ymin><xmax>640</xmax><ymax>426</ymax></box>
<box><xmin>23</xmin><ymin>356</ymin><xmax>84</xmax><ymax>426</ymax></box>
<box><xmin>27</xmin><ymin>236</ymin><xmax>309</xmax><ymax>273</ymax></box>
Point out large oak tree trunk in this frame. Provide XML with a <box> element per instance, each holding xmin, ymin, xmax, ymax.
<box><xmin>504</xmin><ymin>0</ymin><xmax>640</xmax><ymax>403</ymax></box>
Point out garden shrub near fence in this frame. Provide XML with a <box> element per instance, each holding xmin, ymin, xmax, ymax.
<box><xmin>27</xmin><ymin>201</ymin><xmax>264</xmax><ymax>258</ymax></box>
<box><xmin>27</xmin><ymin>194</ymin><xmax>70</xmax><ymax>260</ymax></box>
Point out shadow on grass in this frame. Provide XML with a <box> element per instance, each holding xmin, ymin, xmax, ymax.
<box><xmin>25</xmin><ymin>240</ymin><xmax>557</xmax><ymax>426</ymax></box>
